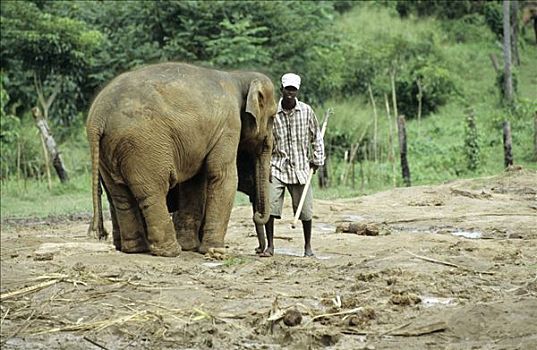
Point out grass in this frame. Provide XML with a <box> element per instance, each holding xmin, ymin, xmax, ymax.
<box><xmin>1</xmin><ymin>174</ymin><xmax>95</xmax><ymax>220</ymax></box>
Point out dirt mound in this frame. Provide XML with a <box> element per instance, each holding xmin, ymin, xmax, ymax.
<box><xmin>1</xmin><ymin>168</ymin><xmax>536</xmax><ymax>349</ymax></box>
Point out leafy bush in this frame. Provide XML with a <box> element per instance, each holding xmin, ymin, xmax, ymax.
<box><xmin>396</xmin><ymin>0</ymin><xmax>490</xmax><ymax>20</ymax></box>
<box><xmin>440</xmin><ymin>14</ymin><xmax>496</xmax><ymax>43</ymax></box>
<box><xmin>395</xmin><ymin>64</ymin><xmax>456</xmax><ymax>118</ymax></box>
<box><xmin>483</xmin><ymin>1</ymin><xmax>503</xmax><ymax>40</ymax></box>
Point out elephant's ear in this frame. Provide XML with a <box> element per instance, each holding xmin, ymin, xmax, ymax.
<box><xmin>246</xmin><ymin>79</ymin><xmax>265</xmax><ymax>133</ymax></box>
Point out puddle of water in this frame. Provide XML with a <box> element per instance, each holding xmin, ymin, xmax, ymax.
<box><xmin>421</xmin><ymin>296</ymin><xmax>456</xmax><ymax>308</ymax></box>
<box><xmin>316</xmin><ymin>223</ymin><xmax>336</xmax><ymax>233</ymax></box>
<box><xmin>450</xmin><ymin>230</ymin><xmax>482</xmax><ymax>239</ymax></box>
<box><xmin>341</xmin><ymin>214</ymin><xmax>365</xmax><ymax>221</ymax></box>
<box><xmin>202</xmin><ymin>262</ymin><xmax>224</xmax><ymax>268</ymax></box>
<box><xmin>315</xmin><ymin>255</ymin><xmax>332</xmax><ymax>260</ymax></box>
<box><xmin>274</xmin><ymin>247</ymin><xmax>332</xmax><ymax>260</ymax></box>
<box><xmin>274</xmin><ymin>247</ymin><xmax>303</xmax><ymax>256</ymax></box>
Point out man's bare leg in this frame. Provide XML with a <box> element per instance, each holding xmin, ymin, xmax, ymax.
<box><xmin>302</xmin><ymin>220</ymin><xmax>314</xmax><ymax>257</ymax></box>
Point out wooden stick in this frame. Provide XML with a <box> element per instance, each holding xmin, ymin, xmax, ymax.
<box><xmin>379</xmin><ymin>321</ymin><xmax>412</xmax><ymax>337</ymax></box>
<box><xmin>305</xmin><ymin>307</ymin><xmax>363</xmax><ymax>326</ymax></box>
<box><xmin>407</xmin><ymin>251</ymin><xmax>495</xmax><ymax>275</ymax></box>
<box><xmin>291</xmin><ymin>109</ymin><xmax>332</xmax><ymax>228</ymax></box>
<box><xmin>83</xmin><ymin>336</ymin><xmax>110</xmax><ymax>350</ymax></box>
<box><xmin>406</xmin><ymin>251</ymin><xmax>460</xmax><ymax>268</ymax></box>
<box><xmin>391</xmin><ymin>321</ymin><xmax>447</xmax><ymax>336</ymax></box>
<box><xmin>0</xmin><ymin>279</ymin><xmax>61</xmax><ymax>301</ymax></box>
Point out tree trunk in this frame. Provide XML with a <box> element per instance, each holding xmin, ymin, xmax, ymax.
<box><xmin>32</xmin><ymin>107</ymin><xmax>69</xmax><ymax>183</ymax></box>
<box><xmin>368</xmin><ymin>84</ymin><xmax>378</xmax><ymax>163</ymax></box>
<box><xmin>384</xmin><ymin>94</ymin><xmax>396</xmax><ymax>188</ymax></box>
<box><xmin>503</xmin><ymin>121</ymin><xmax>513</xmax><ymax>168</ymax></box>
<box><xmin>503</xmin><ymin>0</ymin><xmax>514</xmax><ymax>103</ymax></box>
<box><xmin>397</xmin><ymin>115</ymin><xmax>411</xmax><ymax>187</ymax></box>
<box><xmin>416</xmin><ymin>78</ymin><xmax>423</xmax><ymax>137</ymax></box>
<box><xmin>533</xmin><ymin>112</ymin><xmax>537</xmax><ymax>161</ymax></box>
<box><xmin>511</xmin><ymin>0</ymin><xmax>520</xmax><ymax>66</ymax></box>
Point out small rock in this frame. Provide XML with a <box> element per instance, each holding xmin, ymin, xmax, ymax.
<box><xmin>283</xmin><ymin>308</ymin><xmax>302</xmax><ymax>327</ymax></box>
<box><xmin>34</xmin><ymin>252</ymin><xmax>54</xmax><ymax>261</ymax></box>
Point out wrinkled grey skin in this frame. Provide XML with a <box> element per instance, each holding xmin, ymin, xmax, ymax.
<box><xmin>87</xmin><ymin>62</ymin><xmax>277</xmax><ymax>257</ymax></box>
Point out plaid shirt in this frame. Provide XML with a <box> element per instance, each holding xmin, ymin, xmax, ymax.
<box><xmin>271</xmin><ymin>98</ymin><xmax>325</xmax><ymax>184</ymax></box>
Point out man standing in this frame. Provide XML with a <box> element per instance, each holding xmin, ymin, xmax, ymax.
<box><xmin>259</xmin><ymin>73</ymin><xmax>325</xmax><ymax>257</ymax></box>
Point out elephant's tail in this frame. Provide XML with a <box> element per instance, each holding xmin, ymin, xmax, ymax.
<box><xmin>87</xmin><ymin>121</ymin><xmax>107</xmax><ymax>240</ymax></box>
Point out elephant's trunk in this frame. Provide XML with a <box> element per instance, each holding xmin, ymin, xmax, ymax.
<box><xmin>253</xmin><ymin>147</ymin><xmax>271</xmax><ymax>225</ymax></box>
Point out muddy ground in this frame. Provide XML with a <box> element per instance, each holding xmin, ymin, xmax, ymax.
<box><xmin>1</xmin><ymin>167</ymin><xmax>536</xmax><ymax>349</ymax></box>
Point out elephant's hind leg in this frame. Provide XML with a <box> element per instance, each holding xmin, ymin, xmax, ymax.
<box><xmin>131</xmin><ymin>186</ymin><xmax>181</xmax><ymax>257</ymax></box>
<box><xmin>100</xmin><ymin>178</ymin><xmax>121</xmax><ymax>251</ymax></box>
<box><xmin>102</xmin><ymin>175</ymin><xmax>149</xmax><ymax>254</ymax></box>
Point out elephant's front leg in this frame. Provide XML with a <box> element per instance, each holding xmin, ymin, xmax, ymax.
<box><xmin>173</xmin><ymin>172</ymin><xmax>207</xmax><ymax>251</ymax></box>
<box><xmin>198</xmin><ymin>157</ymin><xmax>237</xmax><ymax>254</ymax></box>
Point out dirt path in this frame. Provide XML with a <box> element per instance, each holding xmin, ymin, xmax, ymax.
<box><xmin>1</xmin><ymin>168</ymin><xmax>536</xmax><ymax>349</ymax></box>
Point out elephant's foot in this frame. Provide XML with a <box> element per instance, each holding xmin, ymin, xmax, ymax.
<box><xmin>113</xmin><ymin>230</ymin><xmax>121</xmax><ymax>251</ymax></box>
<box><xmin>177</xmin><ymin>234</ymin><xmax>200</xmax><ymax>252</ymax></box>
<box><xmin>121</xmin><ymin>237</ymin><xmax>149</xmax><ymax>254</ymax></box>
<box><xmin>198</xmin><ymin>240</ymin><xmax>224</xmax><ymax>255</ymax></box>
<box><xmin>150</xmin><ymin>240</ymin><xmax>182</xmax><ymax>257</ymax></box>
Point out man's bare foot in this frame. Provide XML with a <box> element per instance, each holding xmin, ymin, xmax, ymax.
<box><xmin>259</xmin><ymin>247</ymin><xmax>274</xmax><ymax>257</ymax></box>
<box><xmin>255</xmin><ymin>245</ymin><xmax>265</xmax><ymax>254</ymax></box>
<box><xmin>304</xmin><ymin>246</ymin><xmax>314</xmax><ymax>257</ymax></box>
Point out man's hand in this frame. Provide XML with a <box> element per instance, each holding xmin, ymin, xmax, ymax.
<box><xmin>309</xmin><ymin>162</ymin><xmax>319</xmax><ymax>174</ymax></box>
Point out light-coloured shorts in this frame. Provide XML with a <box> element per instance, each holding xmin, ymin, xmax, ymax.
<box><xmin>269</xmin><ymin>177</ymin><xmax>313</xmax><ymax>221</ymax></box>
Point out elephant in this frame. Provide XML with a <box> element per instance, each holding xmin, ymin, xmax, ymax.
<box><xmin>87</xmin><ymin>62</ymin><xmax>277</xmax><ymax>257</ymax></box>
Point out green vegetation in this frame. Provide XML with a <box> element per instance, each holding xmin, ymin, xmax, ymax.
<box><xmin>1</xmin><ymin>1</ymin><xmax>535</xmax><ymax>220</ymax></box>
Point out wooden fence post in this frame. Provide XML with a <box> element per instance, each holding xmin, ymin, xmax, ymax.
<box><xmin>397</xmin><ymin>115</ymin><xmax>411</xmax><ymax>187</ymax></box>
<box><xmin>503</xmin><ymin>121</ymin><xmax>513</xmax><ymax>168</ymax></box>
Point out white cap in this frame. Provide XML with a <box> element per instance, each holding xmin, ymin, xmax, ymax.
<box><xmin>281</xmin><ymin>73</ymin><xmax>301</xmax><ymax>89</ymax></box>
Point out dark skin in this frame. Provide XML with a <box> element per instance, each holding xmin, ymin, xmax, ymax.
<box><xmin>256</xmin><ymin>85</ymin><xmax>316</xmax><ymax>257</ymax></box>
